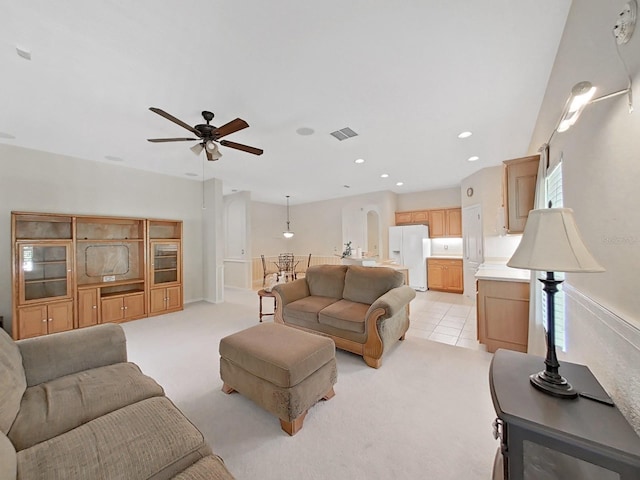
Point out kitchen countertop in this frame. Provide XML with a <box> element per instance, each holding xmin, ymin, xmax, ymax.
<box><xmin>428</xmin><ymin>255</ymin><xmax>463</xmax><ymax>260</ymax></box>
<box><xmin>475</xmin><ymin>263</ymin><xmax>530</xmax><ymax>283</ymax></box>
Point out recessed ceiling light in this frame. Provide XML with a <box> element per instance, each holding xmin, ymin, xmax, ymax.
<box><xmin>104</xmin><ymin>155</ymin><xmax>124</xmax><ymax>162</ymax></box>
<box><xmin>458</xmin><ymin>131</ymin><xmax>472</xmax><ymax>139</ymax></box>
<box><xmin>0</xmin><ymin>132</ymin><xmax>16</xmax><ymax>139</ymax></box>
<box><xmin>354</xmin><ymin>158</ymin><xmax>365</xmax><ymax>164</ymax></box>
<box><xmin>396</xmin><ymin>182</ymin><xmax>404</xmax><ymax>186</ymax></box>
<box><xmin>380</xmin><ymin>173</ymin><xmax>389</xmax><ymax>178</ymax></box>
<box><xmin>185</xmin><ymin>172</ymin><xmax>198</xmax><ymax>177</ymax></box>
<box><xmin>467</xmin><ymin>156</ymin><xmax>480</xmax><ymax>162</ymax></box>
<box><xmin>296</xmin><ymin>127</ymin><xmax>315</xmax><ymax>136</ymax></box>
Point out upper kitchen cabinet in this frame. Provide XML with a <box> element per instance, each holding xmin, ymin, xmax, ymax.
<box><xmin>395</xmin><ymin>210</ymin><xmax>428</xmax><ymax>225</ymax></box>
<box><xmin>395</xmin><ymin>207</ymin><xmax>462</xmax><ymax>238</ymax></box>
<box><xmin>428</xmin><ymin>208</ymin><xmax>462</xmax><ymax>238</ymax></box>
<box><xmin>503</xmin><ymin>155</ymin><xmax>539</xmax><ymax>234</ymax></box>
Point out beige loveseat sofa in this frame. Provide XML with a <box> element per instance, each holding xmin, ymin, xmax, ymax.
<box><xmin>273</xmin><ymin>264</ymin><xmax>416</xmax><ymax>368</ymax></box>
<box><xmin>0</xmin><ymin>323</ymin><xmax>234</xmax><ymax>480</ymax></box>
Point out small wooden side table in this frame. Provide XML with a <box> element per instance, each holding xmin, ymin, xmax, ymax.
<box><xmin>257</xmin><ymin>289</ymin><xmax>276</xmax><ymax>322</ymax></box>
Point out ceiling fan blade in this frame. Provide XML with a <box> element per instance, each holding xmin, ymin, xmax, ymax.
<box><xmin>149</xmin><ymin>107</ymin><xmax>199</xmax><ymax>135</ymax></box>
<box><xmin>147</xmin><ymin>137</ymin><xmax>199</xmax><ymax>143</ymax></box>
<box><xmin>214</xmin><ymin>118</ymin><xmax>249</xmax><ymax>139</ymax></box>
<box><xmin>220</xmin><ymin>140</ymin><xmax>264</xmax><ymax>156</ymax></box>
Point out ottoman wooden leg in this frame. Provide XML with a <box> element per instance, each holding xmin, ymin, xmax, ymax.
<box><xmin>280</xmin><ymin>411</ymin><xmax>307</xmax><ymax>436</ymax></box>
<box><xmin>322</xmin><ymin>387</ymin><xmax>336</xmax><ymax>400</ymax></box>
<box><xmin>222</xmin><ymin>383</ymin><xmax>236</xmax><ymax>394</ymax></box>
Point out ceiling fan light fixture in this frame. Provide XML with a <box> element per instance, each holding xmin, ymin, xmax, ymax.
<box><xmin>205</xmin><ymin>140</ymin><xmax>222</xmax><ymax>160</ymax></box>
<box><xmin>190</xmin><ymin>143</ymin><xmax>204</xmax><ymax>156</ymax></box>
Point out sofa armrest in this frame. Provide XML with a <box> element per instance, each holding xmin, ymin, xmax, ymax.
<box><xmin>272</xmin><ymin>279</ymin><xmax>310</xmax><ymax>323</ymax></box>
<box><xmin>17</xmin><ymin>323</ymin><xmax>127</xmax><ymax>387</ymax></box>
<box><xmin>366</xmin><ymin>285</ymin><xmax>416</xmax><ymax>321</ymax></box>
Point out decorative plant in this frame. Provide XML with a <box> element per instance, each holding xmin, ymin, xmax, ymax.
<box><xmin>341</xmin><ymin>241</ymin><xmax>353</xmax><ymax>258</ymax></box>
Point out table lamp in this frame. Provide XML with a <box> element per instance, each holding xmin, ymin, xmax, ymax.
<box><xmin>507</xmin><ymin>207</ymin><xmax>605</xmax><ymax>398</ymax></box>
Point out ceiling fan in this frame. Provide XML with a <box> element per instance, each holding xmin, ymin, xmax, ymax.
<box><xmin>147</xmin><ymin>107</ymin><xmax>263</xmax><ymax>161</ymax></box>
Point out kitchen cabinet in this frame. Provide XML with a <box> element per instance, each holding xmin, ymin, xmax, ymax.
<box><xmin>395</xmin><ymin>207</ymin><xmax>462</xmax><ymax>238</ymax></box>
<box><xmin>395</xmin><ymin>210</ymin><xmax>428</xmax><ymax>225</ymax></box>
<box><xmin>477</xmin><ymin>279</ymin><xmax>529</xmax><ymax>353</ymax></box>
<box><xmin>503</xmin><ymin>155</ymin><xmax>539</xmax><ymax>234</ymax></box>
<box><xmin>429</xmin><ymin>208</ymin><xmax>462</xmax><ymax>238</ymax></box>
<box><xmin>427</xmin><ymin>258</ymin><xmax>463</xmax><ymax>293</ymax></box>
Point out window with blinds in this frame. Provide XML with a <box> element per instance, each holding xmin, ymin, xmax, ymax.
<box><xmin>542</xmin><ymin>162</ymin><xmax>565</xmax><ymax>350</ymax></box>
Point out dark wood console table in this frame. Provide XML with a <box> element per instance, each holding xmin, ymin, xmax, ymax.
<box><xmin>490</xmin><ymin>349</ymin><xmax>640</xmax><ymax>479</ymax></box>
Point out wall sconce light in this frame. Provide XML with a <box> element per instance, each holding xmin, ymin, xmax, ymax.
<box><xmin>549</xmin><ymin>2</ymin><xmax>636</xmax><ymax>140</ymax></box>
<box><xmin>556</xmin><ymin>81</ymin><xmax>597</xmax><ymax>133</ymax></box>
<box><xmin>283</xmin><ymin>195</ymin><xmax>294</xmax><ymax>239</ymax></box>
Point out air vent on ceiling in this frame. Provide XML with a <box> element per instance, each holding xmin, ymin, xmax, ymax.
<box><xmin>330</xmin><ymin>127</ymin><xmax>358</xmax><ymax>141</ymax></box>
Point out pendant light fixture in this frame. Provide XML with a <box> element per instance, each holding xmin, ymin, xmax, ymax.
<box><xmin>283</xmin><ymin>195</ymin><xmax>294</xmax><ymax>238</ymax></box>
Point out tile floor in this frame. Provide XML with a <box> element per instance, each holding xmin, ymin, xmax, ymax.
<box><xmin>407</xmin><ymin>290</ymin><xmax>486</xmax><ymax>351</ymax></box>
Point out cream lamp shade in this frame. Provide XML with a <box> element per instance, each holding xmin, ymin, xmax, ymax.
<box><xmin>507</xmin><ymin>208</ymin><xmax>604</xmax><ymax>273</ymax></box>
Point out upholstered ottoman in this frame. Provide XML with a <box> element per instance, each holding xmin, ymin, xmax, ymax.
<box><xmin>219</xmin><ymin>323</ymin><xmax>337</xmax><ymax>435</ymax></box>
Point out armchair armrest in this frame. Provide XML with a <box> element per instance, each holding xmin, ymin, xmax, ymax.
<box><xmin>272</xmin><ymin>279</ymin><xmax>309</xmax><ymax>307</ymax></box>
<box><xmin>17</xmin><ymin>323</ymin><xmax>127</xmax><ymax>387</ymax></box>
<box><xmin>366</xmin><ymin>285</ymin><xmax>416</xmax><ymax>321</ymax></box>
<box><xmin>272</xmin><ymin>279</ymin><xmax>310</xmax><ymax>323</ymax></box>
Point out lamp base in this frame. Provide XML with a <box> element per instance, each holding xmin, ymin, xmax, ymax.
<box><xmin>530</xmin><ymin>371</ymin><xmax>578</xmax><ymax>399</ymax></box>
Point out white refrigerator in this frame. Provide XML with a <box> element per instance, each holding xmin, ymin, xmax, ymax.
<box><xmin>388</xmin><ymin>225</ymin><xmax>430</xmax><ymax>291</ymax></box>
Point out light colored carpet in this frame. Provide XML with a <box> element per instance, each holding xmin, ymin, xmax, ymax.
<box><xmin>121</xmin><ymin>288</ymin><xmax>498</xmax><ymax>479</ymax></box>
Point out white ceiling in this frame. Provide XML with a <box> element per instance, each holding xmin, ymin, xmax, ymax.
<box><xmin>1</xmin><ymin>1</ymin><xmax>571</xmax><ymax>205</ymax></box>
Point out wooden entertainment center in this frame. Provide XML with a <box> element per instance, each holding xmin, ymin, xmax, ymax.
<box><xmin>11</xmin><ymin>212</ymin><xmax>183</xmax><ymax>340</ymax></box>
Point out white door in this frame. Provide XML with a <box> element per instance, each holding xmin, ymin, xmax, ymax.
<box><xmin>462</xmin><ymin>204</ymin><xmax>483</xmax><ymax>299</ymax></box>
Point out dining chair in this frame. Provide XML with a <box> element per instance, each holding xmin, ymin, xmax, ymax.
<box><xmin>294</xmin><ymin>253</ymin><xmax>312</xmax><ymax>279</ymax></box>
<box><xmin>277</xmin><ymin>253</ymin><xmax>296</xmax><ymax>282</ymax></box>
<box><xmin>261</xmin><ymin>255</ymin><xmax>280</xmax><ymax>287</ymax></box>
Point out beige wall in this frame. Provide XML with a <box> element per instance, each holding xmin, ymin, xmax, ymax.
<box><xmin>0</xmin><ymin>144</ymin><xmax>206</xmax><ymax>332</ymax></box>
<box><xmin>396</xmin><ymin>186</ymin><xmax>461</xmax><ymax>211</ymax></box>
<box><xmin>528</xmin><ymin>0</ymin><xmax>640</xmax><ymax>430</ymax></box>
<box><xmin>461</xmin><ymin>166</ymin><xmax>522</xmax><ymax>260</ymax></box>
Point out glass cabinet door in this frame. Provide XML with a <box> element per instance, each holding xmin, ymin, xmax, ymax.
<box><xmin>18</xmin><ymin>242</ymin><xmax>72</xmax><ymax>304</ymax></box>
<box><xmin>150</xmin><ymin>241</ymin><xmax>180</xmax><ymax>286</ymax></box>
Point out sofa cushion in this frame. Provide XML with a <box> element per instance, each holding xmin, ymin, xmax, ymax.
<box><xmin>16</xmin><ymin>396</ymin><xmax>212</xmax><ymax>480</ymax></box>
<box><xmin>343</xmin><ymin>266</ymin><xmax>404</xmax><ymax>305</ymax></box>
<box><xmin>305</xmin><ymin>265</ymin><xmax>348</xmax><ymax>298</ymax></box>
<box><xmin>8</xmin><ymin>362</ymin><xmax>164</xmax><ymax>451</ymax></box>
<box><xmin>318</xmin><ymin>299</ymin><xmax>369</xmax><ymax>334</ymax></box>
<box><xmin>0</xmin><ymin>432</ymin><xmax>17</xmax><ymax>480</ymax></box>
<box><xmin>170</xmin><ymin>454</ymin><xmax>234</xmax><ymax>480</ymax></box>
<box><xmin>284</xmin><ymin>295</ymin><xmax>340</xmax><ymax>323</ymax></box>
<box><xmin>0</xmin><ymin>328</ymin><xmax>26</xmax><ymax>435</ymax></box>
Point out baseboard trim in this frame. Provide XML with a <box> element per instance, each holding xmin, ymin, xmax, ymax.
<box><xmin>564</xmin><ymin>284</ymin><xmax>640</xmax><ymax>351</ymax></box>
